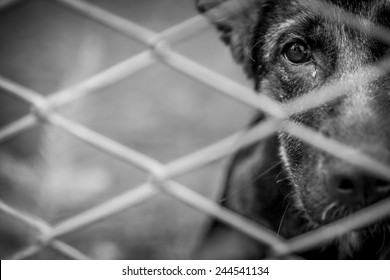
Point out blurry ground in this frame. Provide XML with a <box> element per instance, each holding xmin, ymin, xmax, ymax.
<box><xmin>0</xmin><ymin>0</ymin><xmax>254</xmax><ymax>259</ymax></box>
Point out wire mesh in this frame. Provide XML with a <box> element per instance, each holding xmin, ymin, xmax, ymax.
<box><xmin>0</xmin><ymin>0</ymin><xmax>390</xmax><ymax>259</ymax></box>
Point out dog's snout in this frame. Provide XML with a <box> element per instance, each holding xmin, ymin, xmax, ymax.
<box><xmin>326</xmin><ymin>166</ymin><xmax>390</xmax><ymax>205</ymax></box>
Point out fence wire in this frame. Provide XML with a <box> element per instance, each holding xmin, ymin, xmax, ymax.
<box><xmin>1</xmin><ymin>0</ymin><xmax>390</xmax><ymax>260</ymax></box>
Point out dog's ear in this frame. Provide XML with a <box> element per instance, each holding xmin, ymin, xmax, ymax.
<box><xmin>196</xmin><ymin>0</ymin><xmax>261</xmax><ymax>77</ymax></box>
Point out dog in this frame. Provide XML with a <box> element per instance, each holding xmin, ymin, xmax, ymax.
<box><xmin>195</xmin><ymin>0</ymin><xmax>390</xmax><ymax>259</ymax></box>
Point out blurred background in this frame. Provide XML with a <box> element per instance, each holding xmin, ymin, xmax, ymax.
<box><xmin>0</xmin><ymin>0</ymin><xmax>254</xmax><ymax>259</ymax></box>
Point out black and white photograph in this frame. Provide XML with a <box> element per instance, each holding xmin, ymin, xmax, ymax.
<box><xmin>1</xmin><ymin>0</ymin><xmax>390</xmax><ymax>271</ymax></box>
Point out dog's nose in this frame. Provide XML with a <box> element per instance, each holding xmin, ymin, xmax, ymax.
<box><xmin>327</xmin><ymin>169</ymin><xmax>390</xmax><ymax>205</ymax></box>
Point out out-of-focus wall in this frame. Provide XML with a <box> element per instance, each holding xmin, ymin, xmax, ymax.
<box><xmin>0</xmin><ymin>0</ymin><xmax>254</xmax><ymax>259</ymax></box>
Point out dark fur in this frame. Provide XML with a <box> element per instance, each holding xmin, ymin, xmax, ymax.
<box><xmin>195</xmin><ymin>0</ymin><xmax>390</xmax><ymax>259</ymax></box>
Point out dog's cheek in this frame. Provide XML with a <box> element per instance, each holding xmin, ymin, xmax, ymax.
<box><xmin>278</xmin><ymin>132</ymin><xmax>331</xmax><ymax>222</ymax></box>
<box><xmin>265</xmin><ymin>63</ymin><xmax>319</xmax><ymax>102</ymax></box>
<box><xmin>278</xmin><ymin>125</ymin><xmax>321</xmax><ymax>178</ymax></box>
<box><xmin>299</xmin><ymin>165</ymin><xmax>329</xmax><ymax>223</ymax></box>
<box><xmin>277</xmin><ymin>132</ymin><xmax>316</xmax><ymax>190</ymax></box>
<box><xmin>278</xmin><ymin>133</ymin><xmax>303</xmax><ymax>176</ymax></box>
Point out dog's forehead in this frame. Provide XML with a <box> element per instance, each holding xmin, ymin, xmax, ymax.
<box><xmin>324</xmin><ymin>0</ymin><xmax>379</xmax><ymax>13</ymax></box>
<box><xmin>264</xmin><ymin>0</ymin><xmax>390</xmax><ymax>46</ymax></box>
<box><xmin>295</xmin><ymin>0</ymin><xmax>390</xmax><ymax>24</ymax></box>
<box><xmin>324</xmin><ymin>0</ymin><xmax>389</xmax><ymax>14</ymax></box>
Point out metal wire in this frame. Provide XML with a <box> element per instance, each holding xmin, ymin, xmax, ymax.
<box><xmin>1</xmin><ymin>0</ymin><xmax>390</xmax><ymax>259</ymax></box>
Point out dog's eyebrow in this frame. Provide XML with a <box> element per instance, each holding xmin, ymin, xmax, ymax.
<box><xmin>296</xmin><ymin>0</ymin><xmax>345</xmax><ymax>21</ymax></box>
<box><xmin>268</xmin><ymin>0</ymin><xmax>325</xmax><ymax>36</ymax></box>
<box><xmin>262</xmin><ymin>13</ymin><xmax>318</xmax><ymax>61</ymax></box>
<box><xmin>268</xmin><ymin>11</ymin><xmax>319</xmax><ymax>38</ymax></box>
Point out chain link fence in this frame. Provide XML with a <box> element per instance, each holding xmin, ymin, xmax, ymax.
<box><xmin>1</xmin><ymin>0</ymin><xmax>390</xmax><ymax>260</ymax></box>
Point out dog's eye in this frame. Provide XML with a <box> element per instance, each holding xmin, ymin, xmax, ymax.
<box><xmin>283</xmin><ymin>41</ymin><xmax>311</xmax><ymax>64</ymax></box>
